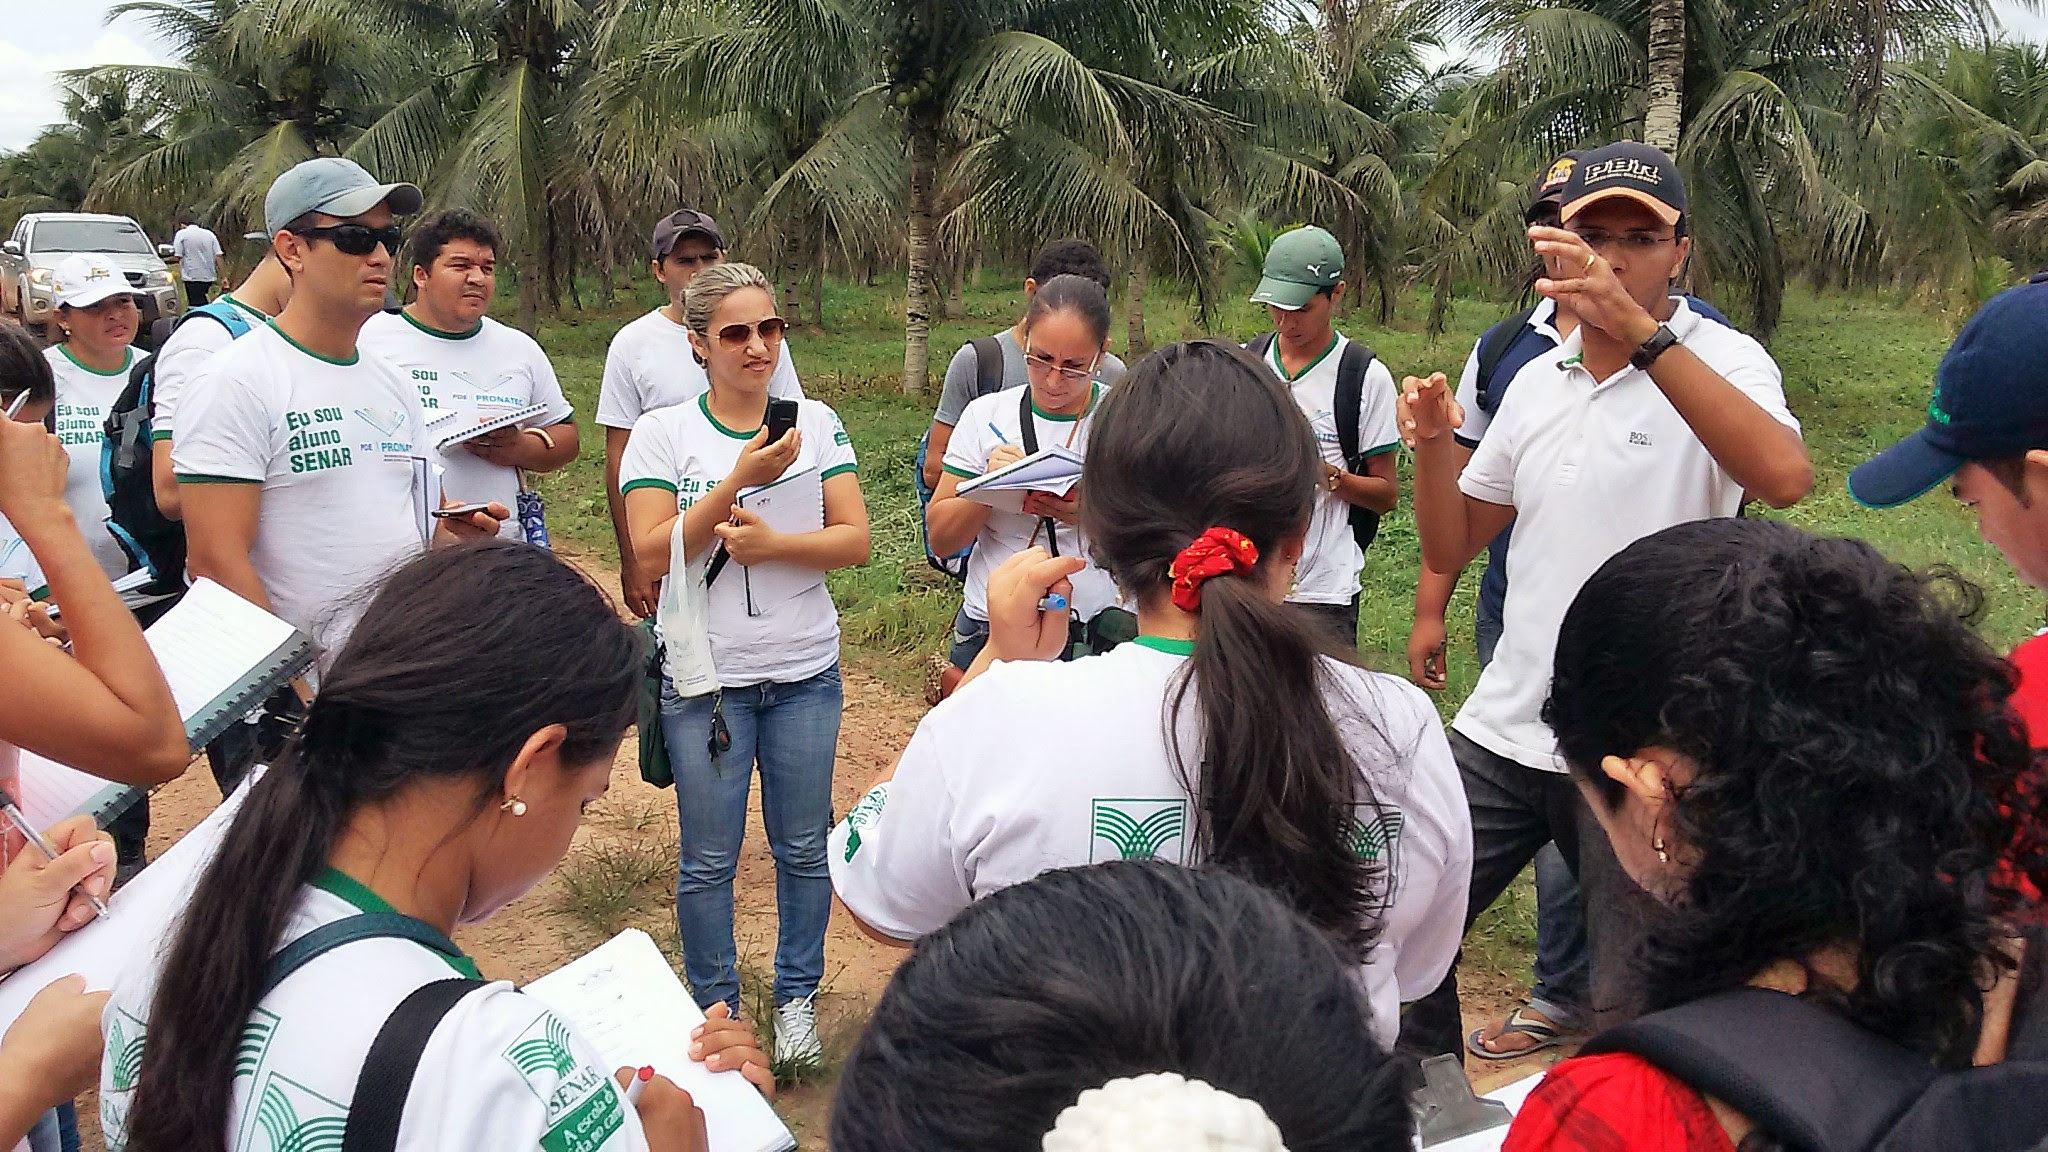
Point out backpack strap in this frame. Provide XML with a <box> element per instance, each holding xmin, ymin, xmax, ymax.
<box><xmin>260</xmin><ymin>913</ymin><xmax>469</xmax><ymax>1002</ymax></box>
<box><xmin>1582</xmin><ymin>987</ymin><xmax>1936</xmax><ymax>1152</ymax></box>
<box><xmin>1247</xmin><ymin>332</ymin><xmax>1276</xmax><ymax>362</ymax></box>
<box><xmin>1332</xmin><ymin>340</ymin><xmax>1376</xmax><ymax>472</ymax></box>
<box><xmin>1017</xmin><ymin>390</ymin><xmax>1059</xmax><ymax>558</ymax></box>
<box><xmin>971</xmin><ymin>336</ymin><xmax>1006</xmax><ymax>399</ymax></box>
<box><xmin>1474</xmin><ymin>307</ymin><xmax>1538</xmax><ymax>414</ymax></box>
<box><xmin>342</xmin><ymin>977</ymin><xmax>489</xmax><ymax>1152</ymax></box>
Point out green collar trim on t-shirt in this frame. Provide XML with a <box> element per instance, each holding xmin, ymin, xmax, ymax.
<box><xmin>310</xmin><ymin>866</ymin><xmax>482</xmax><ymax>979</ymax></box>
<box><xmin>400</xmin><ymin>308</ymin><xmax>482</xmax><ymax>341</ymax></box>
<box><xmin>1031</xmin><ymin>383</ymin><xmax>1101</xmax><ymax>423</ymax></box>
<box><xmin>1131</xmin><ymin>635</ymin><xmax>1196</xmax><ymax>656</ymax></box>
<box><xmin>219</xmin><ymin>292</ymin><xmax>268</xmax><ymax>320</ymax></box>
<box><xmin>57</xmin><ymin>343</ymin><xmax>133</xmax><ymax>377</ymax></box>
<box><xmin>267</xmin><ymin>319</ymin><xmax>359</xmax><ymax>366</ymax></box>
<box><xmin>698</xmin><ymin>393</ymin><xmax>762</xmax><ymax>440</ymax></box>
<box><xmin>1269</xmin><ymin>333</ymin><xmax>1340</xmax><ymax>382</ymax></box>
<box><xmin>313</xmin><ymin>866</ymin><xmax>401</xmax><ymax>916</ymax></box>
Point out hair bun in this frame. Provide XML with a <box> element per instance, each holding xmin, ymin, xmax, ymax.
<box><xmin>1041</xmin><ymin>1072</ymin><xmax>1289</xmax><ymax>1152</ymax></box>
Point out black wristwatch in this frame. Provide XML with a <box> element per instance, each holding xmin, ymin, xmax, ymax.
<box><xmin>1630</xmin><ymin>323</ymin><xmax>1680</xmax><ymax>370</ymax></box>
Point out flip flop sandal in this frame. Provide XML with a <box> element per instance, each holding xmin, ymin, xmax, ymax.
<box><xmin>1466</xmin><ymin>1006</ymin><xmax>1568</xmax><ymax>1061</ymax></box>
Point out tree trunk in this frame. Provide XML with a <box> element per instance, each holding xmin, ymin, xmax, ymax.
<box><xmin>781</xmin><ymin>256</ymin><xmax>805</xmax><ymax>327</ymax></box>
<box><xmin>945</xmin><ymin>242</ymin><xmax>966</xmax><ymax>319</ymax></box>
<box><xmin>902</xmin><ymin>114</ymin><xmax>939</xmax><ymax>396</ymax></box>
<box><xmin>517</xmin><ymin>261</ymin><xmax>543</xmax><ymax>335</ymax></box>
<box><xmin>812</xmin><ymin>230</ymin><xmax>827</xmax><ymax>332</ymax></box>
<box><xmin>1642</xmin><ymin>0</ymin><xmax>1685</xmax><ymax>153</ymax></box>
<box><xmin>1125</xmin><ymin>264</ymin><xmax>1150</xmax><ymax>356</ymax></box>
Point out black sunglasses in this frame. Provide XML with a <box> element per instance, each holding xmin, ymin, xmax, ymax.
<box><xmin>290</xmin><ymin>223</ymin><xmax>405</xmax><ymax>257</ymax></box>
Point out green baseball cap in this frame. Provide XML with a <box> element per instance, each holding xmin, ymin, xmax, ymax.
<box><xmin>1250</xmin><ymin>226</ymin><xmax>1344</xmax><ymax>311</ymax></box>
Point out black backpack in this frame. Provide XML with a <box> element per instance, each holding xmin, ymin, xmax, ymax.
<box><xmin>916</xmin><ymin>335</ymin><xmax>1009</xmax><ymax>581</ymax></box>
<box><xmin>1248</xmin><ymin>333</ymin><xmax>1382</xmax><ymax>553</ymax></box>
<box><xmin>1472</xmin><ymin>305</ymin><xmax>1541</xmax><ymax>417</ymax></box>
<box><xmin>100</xmin><ymin>301</ymin><xmax>255</xmax><ymax>596</ymax></box>
<box><xmin>1584</xmin><ymin>986</ymin><xmax>2048</xmax><ymax>1152</ymax></box>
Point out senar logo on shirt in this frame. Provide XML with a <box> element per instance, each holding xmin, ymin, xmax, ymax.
<box><xmin>249</xmin><ymin>1071</ymin><xmax>348</xmax><ymax>1152</ymax></box>
<box><xmin>1348</xmin><ymin>810</ymin><xmax>1406</xmax><ymax>864</ymax></box>
<box><xmin>285</xmin><ymin>408</ymin><xmax>353</xmax><ymax>474</ymax></box>
<box><xmin>1090</xmin><ymin>798</ymin><xmax>1188</xmax><ymax>863</ymax></box>
<box><xmin>841</xmin><ymin>783</ymin><xmax>889</xmax><ymax>861</ymax></box>
<box><xmin>505</xmin><ymin>1011</ymin><xmax>624</xmax><ymax>1152</ymax></box>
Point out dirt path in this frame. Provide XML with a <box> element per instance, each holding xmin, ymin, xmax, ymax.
<box><xmin>73</xmin><ymin>548</ymin><xmax>1547</xmax><ymax>1148</ymax></box>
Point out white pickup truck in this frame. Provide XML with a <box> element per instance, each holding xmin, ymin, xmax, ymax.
<box><xmin>0</xmin><ymin>212</ymin><xmax>182</xmax><ymax>341</ymax></box>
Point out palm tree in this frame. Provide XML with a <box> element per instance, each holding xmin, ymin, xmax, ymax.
<box><xmin>80</xmin><ymin>0</ymin><xmax>429</xmax><ymax>232</ymax></box>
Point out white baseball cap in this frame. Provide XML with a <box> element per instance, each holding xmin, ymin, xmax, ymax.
<box><xmin>51</xmin><ymin>254</ymin><xmax>139</xmax><ymax>309</ymax></box>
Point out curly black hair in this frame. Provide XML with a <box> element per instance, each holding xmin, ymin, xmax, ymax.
<box><xmin>1545</xmin><ymin>517</ymin><xmax>2047</xmax><ymax>1067</ymax></box>
<box><xmin>830</xmin><ymin>861</ymin><xmax>1412</xmax><ymax>1152</ymax></box>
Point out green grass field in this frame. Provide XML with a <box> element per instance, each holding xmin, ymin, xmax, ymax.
<box><xmin>519</xmin><ymin>272</ymin><xmax>2045</xmax><ymax>993</ymax></box>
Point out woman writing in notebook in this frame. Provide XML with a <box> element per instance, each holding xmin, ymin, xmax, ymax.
<box><xmin>830</xmin><ymin>340</ymin><xmax>1473</xmax><ymax>1047</ymax></box>
<box><xmin>0</xmin><ymin>323</ymin><xmax>187</xmax><ymax>1149</ymax></box>
<box><xmin>107</xmin><ymin>542</ymin><xmax>772</xmax><ymax>1152</ymax></box>
<box><xmin>923</xmin><ymin>273</ymin><xmax>1121</xmax><ymax>673</ymax></box>
<box><xmin>619</xmin><ymin>262</ymin><xmax>868</xmax><ymax>1067</ymax></box>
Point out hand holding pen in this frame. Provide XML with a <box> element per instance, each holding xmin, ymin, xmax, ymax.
<box><xmin>0</xmin><ymin>796</ymin><xmax>115</xmax><ymax>972</ymax></box>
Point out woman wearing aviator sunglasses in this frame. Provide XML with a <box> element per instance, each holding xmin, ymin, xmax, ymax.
<box><xmin>618</xmin><ymin>262</ymin><xmax>869</xmax><ymax>1067</ymax></box>
<box><xmin>924</xmin><ymin>274</ymin><xmax>1123</xmax><ymax>675</ymax></box>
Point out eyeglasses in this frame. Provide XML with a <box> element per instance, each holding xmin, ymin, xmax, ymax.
<box><xmin>1024</xmin><ymin>348</ymin><xmax>1100</xmax><ymax>383</ymax></box>
<box><xmin>290</xmin><ymin>224</ymin><xmax>405</xmax><ymax>257</ymax></box>
<box><xmin>716</xmin><ymin>317</ymin><xmax>787</xmax><ymax>347</ymax></box>
<box><xmin>1568</xmin><ymin>228</ymin><xmax>1677</xmax><ymax>255</ymax></box>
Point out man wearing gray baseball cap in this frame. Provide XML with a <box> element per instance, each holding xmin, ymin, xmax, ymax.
<box><xmin>175</xmin><ymin>157</ymin><xmax>503</xmax><ymax>665</ymax></box>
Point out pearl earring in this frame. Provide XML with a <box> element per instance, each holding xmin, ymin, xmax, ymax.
<box><xmin>501</xmin><ymin>797</ymin><xmax>527</xmax><ymax>817</ymax></box>
<box><xmin>1653</xmin><ymin>833</ymin><xmax>1668</xmax><ymax>864</ymax></box>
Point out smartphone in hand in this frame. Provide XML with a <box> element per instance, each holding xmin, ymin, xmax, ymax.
<box><xmin>765</xmin><ymin>399</ymin><xmax>799</xmax><ymax>446</ymax></box>
<box><xmin>431</xmin><ymin>502</ymin><xmax>494</xmax><ymax>519</ymax></box>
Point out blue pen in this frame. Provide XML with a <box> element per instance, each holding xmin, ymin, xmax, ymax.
<box><xmin>1038</xmin><ymin>592</ymin><xmax>1069</xmax><ymax>612</ymax></box>
<box><xmin>989</xmin><ymin>422</ymin><xmax>1010</xmax><ymax>445</ymax></box>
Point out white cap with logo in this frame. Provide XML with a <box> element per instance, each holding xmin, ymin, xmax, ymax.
<box><xmin>51</xmin><ymin>254</ymin><xmax>139</xmax><ymax>309</ymax></box>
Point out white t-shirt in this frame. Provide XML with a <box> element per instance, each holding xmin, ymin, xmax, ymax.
<box><xmin>1260</xmin><ymin>334</ymin><xmax>1400</xmax><ymax>606</ymax></box>
<box><xmin>0</xmin><ymin>513</ymin><xmax>47</xmax><ymax>596</ymax></box>
<box><xmin>151</xmin><ymin>295</ymin><xmax>270</xmax><ymax>437</ymax></box>
<box><xmin>1453</xmin><ymin>299</ymin><xmax>1801</xmax><ymax>771</ymax></box>
<box><xmin>100</xmin><ymin>870</ymin><xmax>648</xmax><ymax>1152</ymax></box>
<box><xmin>828</xmin><ymin>640</ymin><xmax>1472</xmax><ymax>1047</ymax></box>
<box><xmin>46</xmin><ymin>345</ymin><xmax>134</xmax><ymax>579</ymax></box>
<box><xmin>618</xmin><ymin>394</ymin><xmax>857</xmax><ymax>687</ymax></box>
<box><xmin>596</xmin><ymin>310</ymin><xmax>803</xmax><ymax>430</ymax></box>
<box><xmin>173</xmin><ymin>322</ymin><xmax>428</xmax><ymax>657</ymax></box>
<box><xmin>938</xmin><ymin>384</ymin><xmax>1119</xmax><ymax>623</ymax></box>
<box><xmin>359</xmin><ymin>311</ymin><xmax>575</xmax><ymax>540</ymax></box>
<box><xmin>171</xmin><ymin>224</ymin><xmax>224</xmax><ymax>283</ymax></box>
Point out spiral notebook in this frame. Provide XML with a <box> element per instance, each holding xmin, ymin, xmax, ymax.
<box><xmin>431</xmin><ymin>401</ymin><xmax>551</xmax><ymax>450</ymax></box>
<box><xmin>17</xmin><ymin>579</ymin><xmax>314</xmax><ymax>831</ymax></box>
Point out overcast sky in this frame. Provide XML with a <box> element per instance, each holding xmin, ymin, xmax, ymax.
<box><xmin>6</xmin><ymin>0</ymin><xmax>2048</xmax><ymax>154</ymax></box>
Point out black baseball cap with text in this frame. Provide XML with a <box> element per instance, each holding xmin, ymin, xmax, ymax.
<box><xmin>1558</xmin><ymin>141</ymin><xmax>1686</xmax><ymax>227</ymax></box>
<box><xmin>651</xmin><ymin>209</ymin><xmax>725</xmax><ymax>260</ymax></box>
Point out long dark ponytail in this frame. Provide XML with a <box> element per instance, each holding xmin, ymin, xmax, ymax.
<box><xmin>1082</xmin><ymin>339</ymin><xmax>1389</xmax><ymax>960</ymax></box>
<box><xmin>124</xmin><ymin>541</ymin><xmax>642</xmax><ymax>1151</ymax></box>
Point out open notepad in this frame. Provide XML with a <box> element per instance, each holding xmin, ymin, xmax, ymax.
<box><xmin>525</xmin><ymin>930</ymin><xmax>797</xmax><ymax>1152</ymax></box>
<box><xmin>0</xmin><ymin>770</ymin><xmax>252</xmax><ymax>1031</ymax></box>
<box><xmin>431</xmin><ymin>401</ymin><xmax>551</xmax><ymax>451</ymax></box>
<box><xmin>955</xmin><ymin>444</ymin><xmax>1085</xmax><ymax>514</ymax></box>
<box><xmin>17</xmin><ymin>580</ymin><xmax>314</xmax><ymax>832</ymax></box>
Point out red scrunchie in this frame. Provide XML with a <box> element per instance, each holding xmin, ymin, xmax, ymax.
<box><xmin>1168</xmin><ymin>527</ymin><xmax>1260</xmax><ymax>612</ymax></box>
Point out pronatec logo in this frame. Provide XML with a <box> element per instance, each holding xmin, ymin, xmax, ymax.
<box><xmin>1090</xmin><ymin>798</ymin><xmax>1188</xmax><ymax>863</ymax></box>
<box><xmin>842</xmin><ymin>784</ymin><xmax>889</xmax><ymax>861</ymax></box>
<box><xmin>1583</xmin><ymin>157</ymin><xmax>1663</xmax><ymax>186</ymax></box>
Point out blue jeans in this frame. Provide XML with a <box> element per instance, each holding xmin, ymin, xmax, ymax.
<box><xmin>661</xmin><ymin>663</ymin><xmax>842</xmax><ymax>1013</ymax></box>
<box><xmin>947</xmin><ymin>607</ymin><xmax>989</xmax><ymax>671</ymax></box>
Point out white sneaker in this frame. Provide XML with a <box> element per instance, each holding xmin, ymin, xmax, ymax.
<box><xmin>774</xmin><ymin>995</ymin><xmax>823</xmax><ymax>1065</ymax></box>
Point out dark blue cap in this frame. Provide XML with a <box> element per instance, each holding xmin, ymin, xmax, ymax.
<box><xmin>1849</xmin><ymin>276</ymin><xmax>2048</xmax><ymax>508</ymax></box>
